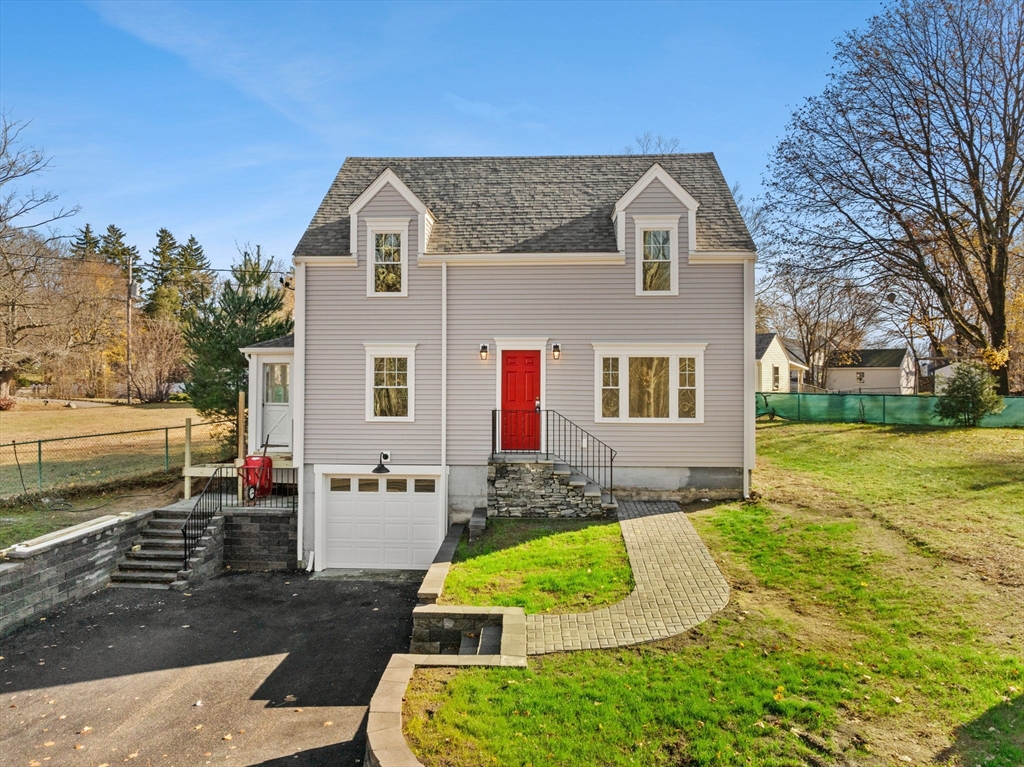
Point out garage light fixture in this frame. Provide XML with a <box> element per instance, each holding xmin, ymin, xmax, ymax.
<box><xmin>371</xmin><ymin>452</ymin><xmax>390</xmax><ymax>474</ymax></box>
<box><xmin>479</xmin><ymin>343</ymin><xmax>489</xmax><ymax>360</ymax></box>
<box><xmin>552</xmin><ymin>343</ymin><xmax>561</xmax><ymax>360</ymax></box>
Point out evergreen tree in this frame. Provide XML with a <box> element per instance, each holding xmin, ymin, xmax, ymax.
<box><xmin>934</xmin><ymin>361</ymin><xmax>1005</xmax><ymax>427</ymax></box>
<box><xmin>184</xmin><ymin>246</ymin><xmax>293</xmax><ymax>433</ymax></box>
<box><xmin>146</xmin><ymin>284</ymin><xmax>181</xmax><ymax>321</ymax></box>
<box><xmin>70</xmin><ymin>224</ymin><xmax>101</xmax><ymax>260</ymax></box>
<box><xmin>142</xmin><ymin>228</ymin><xmax>180</xmax><ymax>315</ymax></box>
<box><xmin>176</xmin><ymin>235</ymin><xmax>215</xmax><ymax>321</ymax></box>
<box><xmin>98</xmin><ymin>225</ymin><xmax>138</xmax><ymax>279</ymax></box>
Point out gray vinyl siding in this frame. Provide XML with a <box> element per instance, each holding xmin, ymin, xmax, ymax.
<box><xmin>303</xmin><ymin>178</ymin><xmax>743</xmax><ymax>470</ymax></box>
<box><xmin>448</xmin><ymin>179</ymin><xmax>742</xmax><ymax>468</ymax></box>
<box><xmin>304</xmin><ymin>185</ymin><xmax>442</xmax><ymax>465</ymax></box>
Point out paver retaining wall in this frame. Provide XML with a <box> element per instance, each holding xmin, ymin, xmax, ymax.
<box><xmin>0</xmin><ymin>510</ymin><xmax>154</xmax><ymax>636</ymax></box>
<box><xmin>222</xmin><ymin>509</ymin><xmax>297</xmax><ymax>571</ymax></box>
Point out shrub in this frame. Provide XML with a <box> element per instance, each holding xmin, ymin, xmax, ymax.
<box><xmin>168</xmin><ymin>392</ymin><xmax>191</xmax><ymax>403</ymax></box>
<box><xmin>934</xmin><ymin>361</ymin><xmax>1005</xmax><ymax>426</ymax></box>
<box><xmin>0</xmin><ymin>397</ymin><xmax>15</xmax><ymax>411</ymax></box>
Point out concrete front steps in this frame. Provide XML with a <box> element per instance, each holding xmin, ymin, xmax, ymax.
<box><xmin>109</xmin><ymin>506</ymin><xmax>190</xmax><ymax>590</ymax></box>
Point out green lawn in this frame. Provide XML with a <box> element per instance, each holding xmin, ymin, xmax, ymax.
<box><xmin>405</xmin><ymin>423</ymin><xmax>1024</xmax><ymax>766</ymax></box>
<box><xmin>439</xmin><ymin>518</ymin><xmax>634</xmax><ymax>614</ymax></box>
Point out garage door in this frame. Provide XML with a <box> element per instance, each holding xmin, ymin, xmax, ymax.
<box><xmin>324</xmin><ymin>475</ymin><xmax>442</xmax><ymax>569</ymax></box>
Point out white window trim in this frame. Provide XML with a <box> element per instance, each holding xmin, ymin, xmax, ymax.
<box><xmin>633</xmin><ymin>215</ymin><xmax>680</xmax><ymax>296</ymax></box>
<box><xmin>592</xmin><ymin>343</ymin><xmax>707</xmax><ymax>423</ymax></box>
<box><xmin>365</xmin><ymin>218</ymin><xmax>410</xmax><ymax>298</ymax></box>
<box><xmin>364</xmin><ymin>342</ymin><xmax>417</xmax><ymax>422</ymax></box>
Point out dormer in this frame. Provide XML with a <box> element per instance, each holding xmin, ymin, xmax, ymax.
<box><xmin>348</xmin><ymin>167</ymin><xmax>436</xmax><ymax>260</ymax></box>
<box><xmin>612</xmin><ymin>163</ymin><xmax>700</xmax><ymax>295</ymax></box>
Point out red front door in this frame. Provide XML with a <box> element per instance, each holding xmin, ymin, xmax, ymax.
<box><xmin>501</xmin><ymin>350</ymin><xmax>541</xmax><ymax>450</ymax></box>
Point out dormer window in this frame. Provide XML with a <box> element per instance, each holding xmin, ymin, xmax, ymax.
<box><xmin>365</xmin><ymin>218</ymin><xmax>410</xmax><ymax>297</ymax></box>
<box><xmin>633</xmin><ymin>216</ymin><xmax>679</xmax><ymax>295</ymax></box>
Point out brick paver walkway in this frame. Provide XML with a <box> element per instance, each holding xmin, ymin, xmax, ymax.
<box><xmin>526</xmin><ymin>500</ymin><xmax>730</xmax><ymax>654</ymax></box>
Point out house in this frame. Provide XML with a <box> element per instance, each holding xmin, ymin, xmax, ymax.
<box><xmin>755</xmin><ymin>333</ymin><xmax>810</xmax><ymax>392</ymax></box>
<box><xmin>826</xmin><ymin>348</ymin><xmax>917</xmax><ymax>394</ymax></box>
<box><xmin>246</xmin><ymin>155</ymin><xmax>756</xmax><ymax>571</ymax></box>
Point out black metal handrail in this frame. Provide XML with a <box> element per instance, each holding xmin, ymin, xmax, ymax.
<box><xmin>181</xmin><ymin>466</ymin><xmax>231</xmax><ymax>569</ymax></box>
<box><xmin>491</xmin><ymin>409</ymin><xmax>616</xmax><ymax>494</ymax></box>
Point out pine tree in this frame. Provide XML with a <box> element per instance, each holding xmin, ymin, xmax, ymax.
<box><xmin>184</xmin><ymin>246</ymin><xmax>293</xmax><ymax>432</ymax></box>
<box><xmin>98</xmin><ymin>225</ymin><xmax>138</xmax><ymax>278</ymax></box>
<box><xmin>176</xmin><ymin>235</ymin><xmax>215</xmax><ymax>321</ymax></box>
<box><xmin>143</xmin><ymin>228</ymin><xmax>180</xmax><ymax>317</ymax></box>
<box><xmin>70</xmin><ymin>224</ymin><xmax>101</xmax><ymax>260</ymax></box>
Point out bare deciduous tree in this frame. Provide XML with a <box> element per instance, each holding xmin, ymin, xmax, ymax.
<box><xmin>764</xmin><ymin>0</ymin><xmax>1024</xmax><ymax>393</ymax></box>
<box><xmin>622</xmin><ymin>132</ymin><xmax>681</xmax><ymax>155</ymax></box>
<box><xmin>127</xmin><ymin>318</ymin><xmax>187</xmax><ymax>402</ymax></box>
<box><xmin>766</xmin><ymin>265</ymin><xmax>883</xmax><ymax>388</ymax></box>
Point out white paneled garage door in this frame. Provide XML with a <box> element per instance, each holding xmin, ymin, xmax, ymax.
<box><xmin>324</xmin><ymin>474</ymin><xmax>442</xmax><ymax>570</ymax></box>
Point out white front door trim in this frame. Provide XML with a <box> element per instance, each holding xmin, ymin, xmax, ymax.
<box><xmin>492</xmin><ymin>337</ymin><xmax>548</xmax><ymax>453</ymax></box>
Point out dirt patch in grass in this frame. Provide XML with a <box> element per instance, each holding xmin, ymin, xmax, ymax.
<box><xmin>438</xmin><ymin>518</ymin><xmax>634</xmax><ymax>614</ymax></box>
<box><xmin>0</xmin><ymin>477</ymin><xmax>184</xmax><ymax>549</ymax></box>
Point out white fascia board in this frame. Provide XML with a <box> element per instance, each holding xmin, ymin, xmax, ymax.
<box><xmin>418</xmin><ymin>252</ymin><xmax>624</xmax><ymax>266</ymax></box>
<box><xmin>349</xmin><ymin>168</ymin><xmax>430</xmax><ymax>217</ymax></box>
<box><xmin>293</xmin><ymin>255</ymin><xmax>358</xmax><ymax>266</ymax></box>
<box><xmin>591</xmin><ymin>342</ymin><xmax>708</xmax><ymax>356</ymax></box>
<box><xmin>687</xmin><ymin>250</ymin><xmax>758</xmax><ymax>264</ymax></box>
<box><xmin>612</xmin><ymin>163</ymin><xmax>700</xmax><ymax>216</ymax></box>
<box><xmin>239</xmin><ymin>346</ymin><xmax>294</xmax><ymax>355</ymax></box>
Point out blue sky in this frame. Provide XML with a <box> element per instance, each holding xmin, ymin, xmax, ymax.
<box><xmin>0</xmin><ymin>0</ymin><xmax>879</xmax><ymax>270</ymax></box>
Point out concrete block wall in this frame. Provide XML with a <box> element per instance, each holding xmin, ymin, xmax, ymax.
<box><xmin>222</xmin><ymin>509</ymin><xmax>297</xmax><ymax>571</ymax></box>
<box><xmin>176</xmin><ymin>516</ymin><xmax>225</xmax><ymax>589</ymax></box>
<box><xmin>0</xmin><ymin>510</ymin><xmax>153</xmax><ymax>636</ymax></box>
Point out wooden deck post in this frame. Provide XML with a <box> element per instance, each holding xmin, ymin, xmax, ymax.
<box><xmin>237</xmin><ymin>390</ymin><xmax>246</xmax><ymax>500</ymax></box>
<box><xmin>183</xmin><ymin>417</ymin><xmax>192</xmax><ymax>500</ymax></box>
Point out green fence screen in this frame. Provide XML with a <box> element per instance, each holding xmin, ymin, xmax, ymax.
<box><xmin>756</xmin><ymin>392</ymin><xmax>1023</xmax><ymax>428</ymax></box>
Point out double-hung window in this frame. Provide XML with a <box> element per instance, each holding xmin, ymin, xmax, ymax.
<box><xmin>365</xmin><ymin>218</ymin><xmax>410</xmax><ymax>297</ymax></box>
<box><xmin>593</xmin><ymin>344</ymin><xmax>705</xmax><ymax>422</ymax></box>
<box><xmin>633</xmin><ymin>216</ymin><xmax>680</xmax><ymax>295</ymax></box>
<box><xmin>364</xmin><ymin>343</ymin><xmax>416</xmax><ymax>421</ymax></box>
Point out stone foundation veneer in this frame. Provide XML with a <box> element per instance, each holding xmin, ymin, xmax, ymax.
<box><xmin>487</xmin><ymin>457</ymin><xmax>607</xmax><ymax>518</ymax></box>
<box><xmin>222</xmin><ymin>508</ymin><xmax>298</xmax><ymax>571</ymax></box>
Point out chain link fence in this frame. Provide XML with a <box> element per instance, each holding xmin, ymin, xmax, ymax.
<box><xmin>0</xmin><ymin>420</ymin><xmax>234</xmax><ymax>502</ymax></box>
<box><xmin>757</xmin><ymin>392</ymin><xmax>1023</xmax><ymax>427</ymax></box>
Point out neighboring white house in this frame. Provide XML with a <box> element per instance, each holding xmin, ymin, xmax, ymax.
<box><xmin>755</xmin><ymin>333</ymin><xmax>809</xmax><ymax>392</ymax></box>
<box><xmin>826</xmin><ymin>348</ymin><xmax>917</xmax><ymax>394</ymax></box>
<box><xmin>248</xmin><ymin>155</ymin><xmax>757</xmax><ymax>571</ymax></box>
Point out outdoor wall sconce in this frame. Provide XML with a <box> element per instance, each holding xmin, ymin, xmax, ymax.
<box><xmin>479</xmin><ymin>344</ymin><xmax>489</xmax><ymax>360</ymax></box>
<box><xmin>371</xmin><ymin>451</ymin><xmax>391</xmax><ymax>474</ymax></box>
<box><xmin>552</xmin><ymin>343</ymin><xmax>561</xmax><ymax>360</ymax></box>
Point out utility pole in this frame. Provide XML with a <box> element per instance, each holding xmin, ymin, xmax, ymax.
<box><xmin>127</xmin><ymin>254</ymin><xmax>134</xmax><ymax>405</ymax></box>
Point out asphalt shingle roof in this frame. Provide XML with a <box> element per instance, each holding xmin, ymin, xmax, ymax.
<box><xmin>294</xmin><ymin>154</ymin><xmax>755</xmax><ymax>257</ymax></box>
<box><xmin>245</xmin><ymin>334</ymin><xmax>294</xmax><ymax>349</ymax></box>
<box><xmin>755</xmin><ymin>333</ymin><xmax>776</xmax><ymax>360</ymax></box>
<box><xmin>831</xmin><ymin>348</ymin><xmax>908</xmax><ymax>368</ymax></box>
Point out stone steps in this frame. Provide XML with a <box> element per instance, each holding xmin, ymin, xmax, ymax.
<box><xmin>458</xmin><ymin>624</ymin><xmax>503</xmax><ymax>656</ymax></box>
<box><xmin>109</xmin><ymin>505</ymin><xmax>194</xmax><ymax>590</ymax></box>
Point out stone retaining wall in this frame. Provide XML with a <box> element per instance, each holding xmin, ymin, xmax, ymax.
<box><xmin>175</xmin><ymin>516</ymin><xmax>225</xmax><ymax>589</ymax></box>
<box><xmin>222</xmin><ymin>509</ymin><xmax>297</xmax><ymax>571</ymax></box>
<box><xmin>0</xmin><ymin>510</ymin><xmax>153</xmax><ymax>636</ymax></box>
<box><xmin>488</xmin><ymin>459</ymin><xmax>606</xmax><ymax>518</ymax></box>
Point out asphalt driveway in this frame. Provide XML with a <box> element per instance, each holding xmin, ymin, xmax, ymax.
<box><xmin>0</xmin><ymin>571</ymin><xmax>421</xmax><ymax>766</ymax></box>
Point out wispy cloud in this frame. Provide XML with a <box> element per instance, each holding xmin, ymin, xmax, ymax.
<box><xmin>87</xmin><ymin>1</ymin><xmax>356</xmax><ymax>142</ymax></box>
<box><xmin>443</xmin><ymin>93</ymin><xmax>549</xmax><ymax>135</ymax></box>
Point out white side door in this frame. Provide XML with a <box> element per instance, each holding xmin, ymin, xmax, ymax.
<box><xmin>261</xmin><ymin>362</ymin><xmax>291</xmax><ymax>450</ymax></box>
